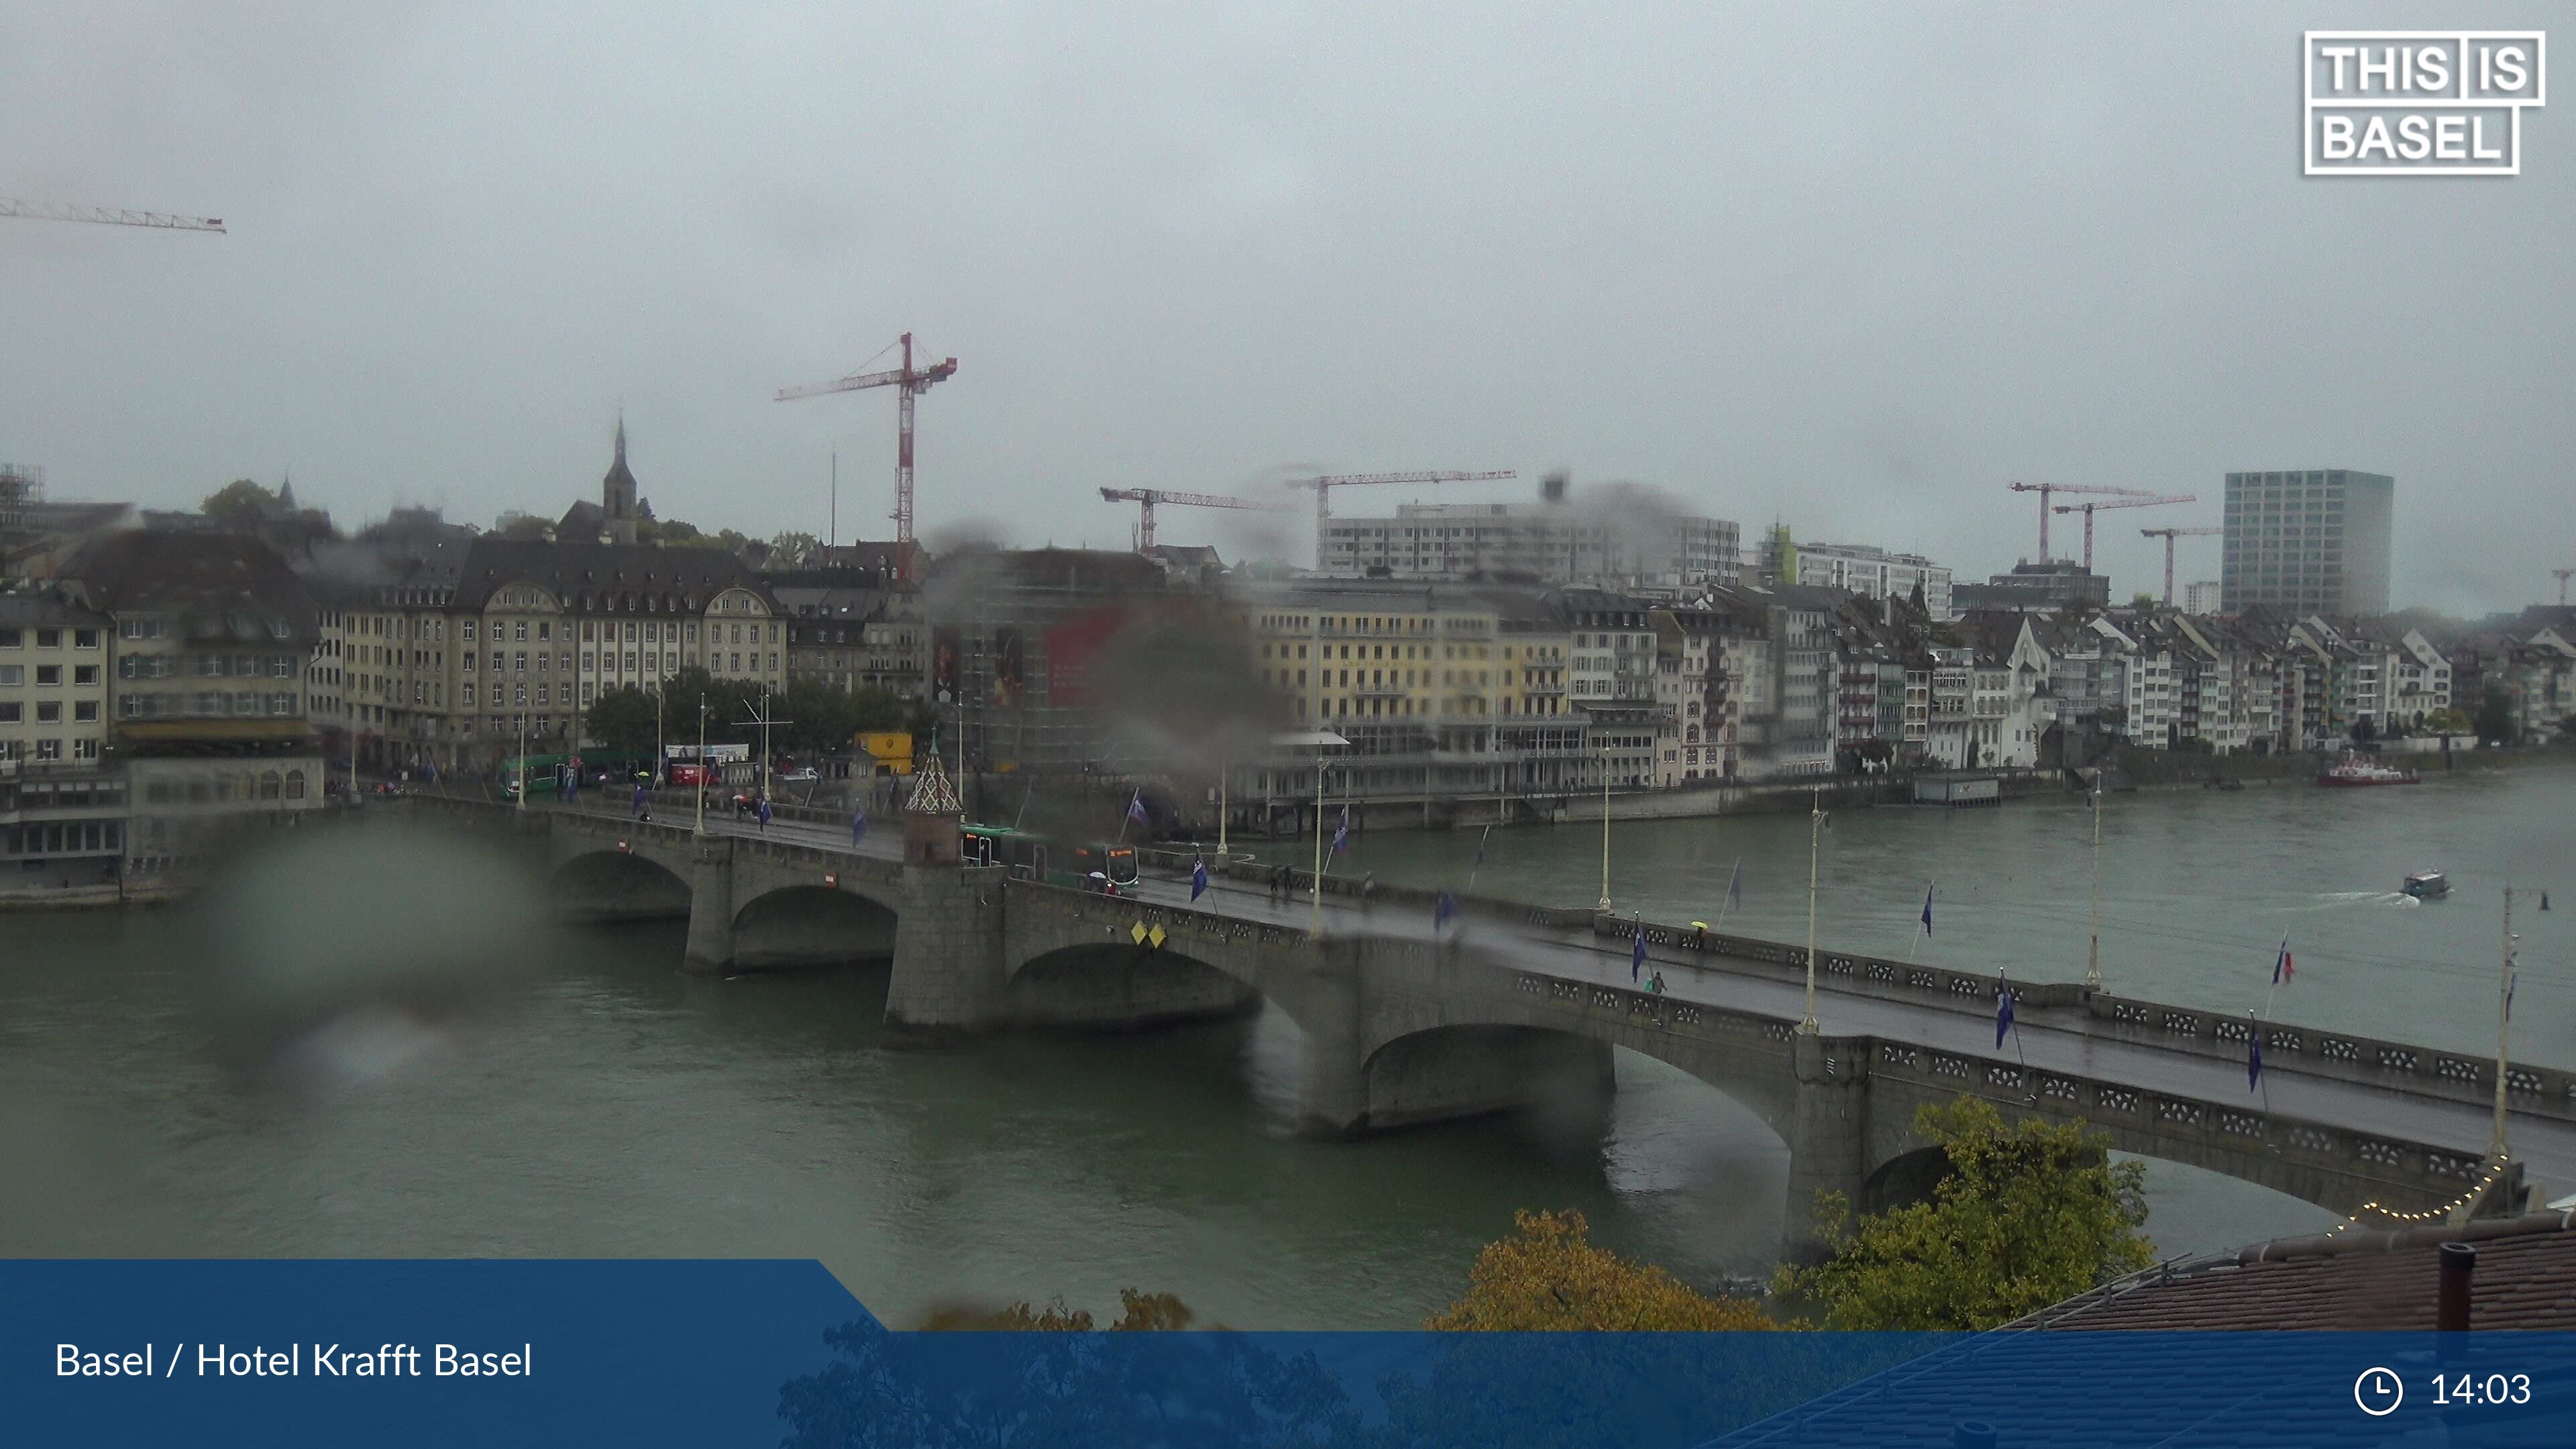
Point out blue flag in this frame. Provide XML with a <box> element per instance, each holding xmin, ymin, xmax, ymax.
<box><xmin>1190</xmin><ymin>852</ymin><xmax>1208</xmax><ymax>901</ymax></box>
<box><xmin>2248</xmin><ymin>1020</ymin><xmax>2263</xmax><ymax>1091</ymax></box>
<box><xmin>851</xmin><ymin>811</ymin><xmax>868</xmax><ymax>845</ymax></box>
<box><xmin>1127</xmin><ymin>790</ymin><xmax>1148</xmax><ymax>826</ymax></box>
<box><xmin>1632</xmin><ymin>920</ymin><xmax>1647</xmax><ymax>982</ymax></box>
<box><xmin>1331</xmin><ymin>807</ymin><xmax>1350</xmax><ymax>857</ymax></box>
<box><xmin>1921</xmin><ymin>883</ymin><xmax>1934</xmax><ymax>935</ymax></box>
<box><xmin>1995</xmin><ymin>977</ymin><xmax>2016</xmax><ymax>1048</ymax></box>
<box><xmin>1434</xmin><ymin>890</ymin><xmax>1458</xmax><ymax>929</ymax></box>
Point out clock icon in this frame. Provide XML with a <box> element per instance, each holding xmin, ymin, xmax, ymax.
<box><xmin>2355</xmin><ymin>1366</ymin><xmax>2404</xmax><ymax>1417</ymax></box>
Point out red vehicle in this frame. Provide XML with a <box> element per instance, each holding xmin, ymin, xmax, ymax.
<box><xmin>667</xmin><ymin>763</ymin><xmax>710</xmax><ymax>788</ymax></box>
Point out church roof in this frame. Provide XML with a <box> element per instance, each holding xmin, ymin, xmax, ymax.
<box><xmin>904</xmin><ymin>752</ymin><xmax>962</xmax><ymax>816</ymax></box>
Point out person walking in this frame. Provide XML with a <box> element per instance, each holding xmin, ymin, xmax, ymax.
<box><xmin>1361</xmin><ymin>871</ymin><xmax>1377</xmax><ymax>914</ymax></box>
<box><xmin>755</xmin><ymin>796</ymin><xmax>773</xmax><ymax>833</ymax></box>
<box><xmin>851</xmin><ymin>808</ymin><xmax>869</xmax><ymax>848</ymax></box>
<box><xmin>631</xmin><ymin>782</ymin><xmax>647</xmax><ymax>819</ymax></box>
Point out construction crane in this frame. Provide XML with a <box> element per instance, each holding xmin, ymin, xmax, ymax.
<box><xmin>2051</xmin><ymin>493</ymin><xmax>2196</xmax><ymax>571</ymax></box>
<box><xmin>3</xmin><ymin>199</ymin><xmax>225</xmax><ymax>233</ymax></box>
<box><xmin>1097</xmin><ymin>487</ymin><xmax>1283</xmax><ymax>551</ymax></box>
<box><xmin>775</xmin><ymin>332</ymin><xmax>957</xmax><ymax>582</ymax></box>
<box><xmin>2554</xmin><ymin>568</ymin><xmax>2574</xmax><ymax>606</ymax></box>
<box><xmin>1283</xmin><ymin>470</ymin><xmax>1517</xmax><ymax>564</ymax></box>
<box><xmin>2006</xmin><ymin>482</ymin><xmax>2155</xmax><ymax>561</ymax></box>
<box><xmin>2139</xmin><ymin>526</ymin><xmax>2224</xmax><ymax>606</ymax></box>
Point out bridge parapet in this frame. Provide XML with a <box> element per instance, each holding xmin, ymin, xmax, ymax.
<box><xmin>1604</xmin><ymin>910</ymin><xmax>2576</xmax><ymax>1124</ymax></box>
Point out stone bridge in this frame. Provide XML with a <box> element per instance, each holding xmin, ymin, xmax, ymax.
<box><xmin>405</xmin><ymin>793</ymin><xmax>2569</xmax><ymax>1255</ymax></box>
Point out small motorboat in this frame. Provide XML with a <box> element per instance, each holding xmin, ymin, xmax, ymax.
<box><xmin>2402</xmin><ymin>870</ymin><xmax>2450</xmax><ymax>899</ymax></box>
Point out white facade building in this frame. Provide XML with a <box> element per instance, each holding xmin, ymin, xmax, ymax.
<box><xmin>1794</xmin><ymin>541</ymin><xmax>1954</xmax><ymax>620</ymax></box>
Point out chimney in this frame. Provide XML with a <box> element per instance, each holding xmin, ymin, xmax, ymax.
<box><xmin>2436</xmin><ymin>1242</ymin><xmax>2475</xmax><ymax>1332</ymax></box>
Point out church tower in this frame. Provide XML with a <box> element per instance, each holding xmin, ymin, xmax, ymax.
<box><xmin>602</xmin><ymin>417</ymin><xmax>639</xmax><ymax>545</ymax></box>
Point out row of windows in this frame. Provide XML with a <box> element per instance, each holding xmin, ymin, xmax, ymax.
<box><xmin>0</xmin><ymin>663</ymin><xmax>99</xmax><ymax>688</ymax></box>
<box><xmin>0</xmin><ymin>627</ymin><xmax>103</xmax><ymax>649</ymax></box>
<box><xmin>3</xmin><ymin>819</ymin><xmax>122</xmax><ymax>856</ymax></box>
<box><xmin>139</xmin><ymin>770</ymin><xmax>311</xmax><ymax>804</ymax></box>
<box><xmin>0</xmin><ymin>737</ymin><xmax>100</xmax><ymax>762</ymax></box>
<box><xmin>0</xmin><ymin>700</ymin><xmax>101</xmax><ymax>724</ymax></box>
<box><xmin>115</xmin><ymin>692</ymin><xmax>299</xmax><ymax>718</ymax></box>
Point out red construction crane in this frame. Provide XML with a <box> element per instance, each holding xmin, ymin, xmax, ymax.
<box><xmin>1097</xmin><ymin>487</ymin><xmax>1283</xmax><ymax>551</ymax></box>
<box><xmin>776</xmin><ymin>332</ymin><xmax>957</xmax><ymax>581</ymax></box>
<box><xmin>1283</xmin><ymin>470</ymin><xmax>1516</xmax><ymax>564</ymax></box>
<box><xmin>2051</xmin><ymin>493</ymin><xmax>2196</xmax><ymax>570</ymax></box>
<box><xmin>2554</xmin><ymin>568</ymin><xmax>2574</xmax><ymax>606</ymax></box>
<box><xmin>2006</xmin><ymin>482</ymin><xmax>2156</xmax><ymax>561</ymax></box>
<box><xmin>2139</xmin><ymin>526</ymin><xmax>2223</xmax><ymax>606</ymax></box>
<box><xmin>2</xmin><ymin>198</ymin><xmax>225</xmax><ymax>232</ymax></box>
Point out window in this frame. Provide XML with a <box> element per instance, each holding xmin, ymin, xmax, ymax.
<box><xmin>74</xmin><ymin>629</ymin><xmax>99</xmax><ymax>649</ymax></box>
<box><xmin>0</xmin><ymin>665</ymin><xmax>17</xmax><ymax>686</ymax></box>
<box><xmin>286</xmin><ymin>770</ymin><xmax>307</xmax><ymax>800</ymax></box>
<box><xmin>235</xmin><ymin>692</ymin><xmax>260</xmax><ymax>716</ymax></box>
<box><xmin>261</xmin><ymin>771</ymin><xmax>282</xmax><ymax>800</ymax></box>
<box><xmin>514</xmin><ymin>651</ymin><xmax>527</xmax><ymax>672</ymax></box>
<box><xmin>464</xmin><ymin>621</ymin><xmax>478</xmax><ymax>643</ymax></box>
<box><xmin>463</xmin><ymin>683</ymin><xmax>478</xmax><ymax>707</ymax></box>
<box><xmin>0</xmin><ymin>702</ymin><xmax>17</xmax><ymax>723</ymax></box>
<box><xmin>74</xmin><ymin>737</ymin><xmax>99</xmax><ymax>761</ymax></box>
<box><xmin>537</xmin><ymin>621</ymin><xmax>551</xmax><ymax>641</ymax></box>
<box><xmin>36</xmin><ymin>665</ymin><xmax>60</xmax><ymax>686</ymax></box>
<box><xmin>74</xmin><ymin>700</ymin><xmax>98</xmax><ymax>722</ymax></box>
<box><xmin>36</xmin><ymin>739</ymin><xmax>61</xmax><ymax>761</ymax></box>
<box><xmin>74</xmin><ymin>664</ymin><xmax>99</xmax><ymax>686</ymax></box>
<box><xmin>121</xmin><ymin>619</ymin><xmax>147</xmax><ymax>640</ymax></box>
<box><xmin>36</xmin><ymin>629</ymin><xmax>61</xmax><ymax>648</ymax></box>
<box><xmin>35</xmin><ymin>702</ymin><xmax>60</xmax><ymax>723</ymax></box>
<box><xmin>515</xmin><ymin>621</ymin><xmax>528</xmax><ymax>643</ymax></box>
<box><xmin>272</xmin><ymin>657</ymin><xmax>294</xmax><ymax>678</ymax></box>
<box><xmin>582</xmin><ymin>652</ymin><xmax>594</xmax><ymax>672</ymax></box>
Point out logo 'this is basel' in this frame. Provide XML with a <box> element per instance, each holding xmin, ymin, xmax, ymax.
<box><xmin>2306</xmin><ymin>32</ymin><xmax>2546</xmax><ymax>175</ymax></box>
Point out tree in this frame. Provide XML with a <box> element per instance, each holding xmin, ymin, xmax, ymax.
<box><xmin>915</xmin><ymin>1289</ymin><xmax>1201</xmax><ymax>1332</ymax></box>
<box><xmin>771</xmin><ymin>530</ymin><xmax>823</xmax><ymax>566</ymax></box>
<box><xmin>2475</xmin><ymin>686</ymin><xmax>2517</xmax><ymax>745</ymax></box>
<box><xmin>1427</xmin><ymin>1209</ymin><xmax>1773</xmax><ymax>1331</ymax></box>
<box><xmin>1774</xmin><ymin>1097</ymin><xmax>2151</xmax><ymax>1330</ymax></box>
<box><xmin>585</xmin><ymin>684</ymin><xmax>662</xmax><ymax>754</ymax></box>
<box><xmin>2425</xmin><ymin>706</ymin><xmax>2473</xmax><ymax>736</ymax></box>
<box><xmin>201</xmin><ymin>478</ymin><xmax>276</xmax><ymax>528</ymax></box>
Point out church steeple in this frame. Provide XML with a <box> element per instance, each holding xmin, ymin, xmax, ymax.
<box><xmin>602</xmin><ymin>415</ymin><xmax>639</xmax><ymax>545</ymax></box>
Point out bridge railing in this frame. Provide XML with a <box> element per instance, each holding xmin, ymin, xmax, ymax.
<box><xmin>1135</xmin><ymin>847</ymin><xmax>1597</xmax><ymax>931</ymax></box>
<box><xmin>1599</xmin><ymin>911</ymin><xmax>2576</xmax><ymax>1123</ymax></box>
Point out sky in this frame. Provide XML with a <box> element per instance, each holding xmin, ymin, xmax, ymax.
<box><xmin>2</xmin><ymin>3</ymin><xmax>2568</xmax><ymax>613</ymax></box>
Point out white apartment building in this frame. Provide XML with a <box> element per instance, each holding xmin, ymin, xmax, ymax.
<box><xmin>2183</xmin><ymin>580</ymin><xmax>2222</xmax><ymax>616</ymax></box>
<box><xmin>2220</xmin><ymin>468</ymin><xmax>2396</xmax><ymax>616</ymax></box>
<box><xmin>1320</xmin><ymin>503</ymin><xmax>1738</xmax><ymax>590</ymax></box>
<box><xmin>1794</xmin><ymin>541</ymin><xmax>1955</xmax><ymax>620</ymax></box>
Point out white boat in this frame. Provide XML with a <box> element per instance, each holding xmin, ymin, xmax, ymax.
<box><xmin>2316</xmin><ymin>753</ymin><xmax>2420</xmax><ymax>787</ymax></box>
<box><xmin>2402</xmin><ymin>871</ymin><xmax>2449</xmax><ymax>899</ymax></box>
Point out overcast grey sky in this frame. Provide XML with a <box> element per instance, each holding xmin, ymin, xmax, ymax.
<box><xmin>3</xmin><ymin>3</ymin><xmax>2567</xmax><ymax>612</ymax></box>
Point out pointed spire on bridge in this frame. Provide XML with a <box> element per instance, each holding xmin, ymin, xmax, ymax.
<box><xmin>905</xmin><ymin>753</ymin><xmax>961</xmax><ymax>817</ymax></box>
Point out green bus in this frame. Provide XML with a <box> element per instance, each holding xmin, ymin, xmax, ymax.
<box><xmin>961</xmin><ymin>822</ymin><xmax>1138</xmax><ymax>892</ymax></box>
<box><xmin>500</xmin><ymin>749</ymin><xmax>659</xmax><ymax>798</ymax></box>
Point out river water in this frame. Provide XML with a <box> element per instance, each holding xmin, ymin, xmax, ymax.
<box><xmin>4</xmin><ymin>761</ymin><xmax>2569</xmax><ymax>1329</ymax></box>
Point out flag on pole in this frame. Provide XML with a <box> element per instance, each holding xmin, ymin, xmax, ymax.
<box><xmin>1632</xmin><ymin>920</ymin><xmax>1647</xmax><ymax>983</ymax></box>
<box><xmin>1474</xmin><ymin>827</ymin><xmax>1490</xmax><ymax>866</ymax></box>
<box><xmin>1434</xmin><ymin>890</ymin><xmax>1458</xmax><ymax>930</ymax></box>
<box><xmin>2272</xmin><ymin>936</ymin><xmax>2295</xmax><ymax>985</ymax></box>
<box><xmin>1331</xmin><ymin>806</ymin><xmax>1350</xmax><ymax>857</ymax></box>
<box><xmin>2247</xmin><ymin>1019</ymin><xmax>2264</xmax><ymax>1091</ymax></box>
<box><xmin>1995</xmin><ymin>977</ymin><xmax>2017</xmax><ymax>1049</ymax></box>
<box><xmin>1725</xmin><ymin>862</ymin><xmax>1743</xmax><ymax>908</ymax></box>
<box><xmin>1921</xmin><ymin>883</ymin><xmax>1935</xmax><ymax>936</ymax></box>
<box><xmin>1190</xmin><ymin>851</ymin><xmax>1209</xmax><ymax>902</ymax></box>
<box><xmin>1127</xmin><ymin>790</ymin><xmax>1148</xmax><ymax>826</ymax></box>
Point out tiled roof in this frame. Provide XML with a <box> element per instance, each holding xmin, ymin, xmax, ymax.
<box><xmin>451</xmin><ymin>539</ymin><xmax>773</xmax><ymax>612</ymax></box>
<box><xmin>2020</xmin><ymin>1209</ymin><xmax>2576</xmax><ymax>1332</ymax></box>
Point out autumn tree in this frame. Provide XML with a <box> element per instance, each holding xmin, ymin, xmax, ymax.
<box><xmin>1773</xmin><ymin>1096</ymin><xmax>2153</xmax><ymax>1330</ymax></box>
<box><xmin>914</xmin><ymin>1289</ymin><xmax>1201</xmax><ymax>1332</ymax></box>
<box><xmin>1428</xmin><ymin>1209</ymin><xmax>1773</xmax><ymax>1332</ymax></box>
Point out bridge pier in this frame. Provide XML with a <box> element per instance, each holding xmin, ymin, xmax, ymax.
<box><xmin>1782</xmin><ymin>1031</ymin><xmax>1874</xmax><ymax>1263</ymax></box>
<box><xmin>682</xmin><ymin>839</ymin><xmax>736</xmax><ymax>974</ymax></box>
<box><xmin>883</xmin><ymin>863</ymin><xmax>1009</xmax><ymax>1033</ymax></box>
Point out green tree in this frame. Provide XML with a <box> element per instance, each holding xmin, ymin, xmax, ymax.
<box><xmin>1774</xmin><ymin>1097</ymin><xmax>2151</xmax><ymax>1330</ymax></box>
<box><xmin>915</xmin><ymin>1288</ymin><xmax>1201</xmax><ymax>1332</ymax></box>
<box><xmin>201</xmin><ymin>478</ymin><xmax>277</xmax><ymax>528</ymax></box>
<box><xmin>585</xmin><ymin>684</ymin><xmax>662</xmax><ymax>754</ymax></box>
<box><xmin>1428</xmin><ymin>1209</ymin><xmax>1774</xmax><ymax>1331</ymax></box>
<box><xmin>2475</xmin><ymin>686</ymin><xmax>2517</xmax><ymax>745</ymax></box>
<box><xmin>771</xmin><ymin>529</ymin><xmax>822</xmax><ymax>566</ymax></box>
<box><xmin>2424</xmin><ymin>706</ymin><xmax>2472</xmax><ymax>736</ymax></box>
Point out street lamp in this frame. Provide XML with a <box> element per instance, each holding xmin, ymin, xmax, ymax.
<box><xmin>692</xmin><ymin>694</ymin><xmax>709</xmax><ymax>839</ymax></box>
<box><xmin>2493</xmin><ymin>884</ymin><xmax>2519</xmax><ymax>1160</ymax></box>
<box><xmin>1597</xmin><ymin>745</ymin><xmax>1613</xmax><ymax>912</ymax></box>
<box><xmin>1799</xmin><ymin>787</ymin><xmax>1825</xmax><ymax>1034</ymax></box>
<box><xmin>2084</xmin><ymin>769</ymin><xmax>2105</xmax><ymax>991</ymax></box>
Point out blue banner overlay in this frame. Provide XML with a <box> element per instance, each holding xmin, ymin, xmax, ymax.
<box><xmin>10</xmin><ymin>1261</ymin><xmax>2576</xmax><ymax>1447</ymax></box>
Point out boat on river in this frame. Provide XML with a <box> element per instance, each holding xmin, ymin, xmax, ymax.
<box><xmin>2316</xmin><ymin>753</ymin><xmax>2420</xmax><ymax>787</ymax></box>
<box><xmin>2402</xmin><ymin>870</ymin><xmax>2450</xmax><ymax>899</ymax></box>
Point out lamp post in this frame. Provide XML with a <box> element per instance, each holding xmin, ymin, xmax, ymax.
<box><xmin>2493</xmin><ymin>883</ymin><xmax>2518</xmax><ymax>1160</ymax></box>
<box><xmin>515</xmin><ymin>712</ymin><xmax>527</xmax><ymax>814</ymax></box>
<box><xmin>1799</xmin><ymin>787</ymin><xmax>1823</xmax><ymax>1034</ymax></box>
<box><xmin>2084</xmin><ymin>769</ymin><xmax>2104</xmax><ymax>991</ymax></box>
<box><xmin>1310</xmin><ymin>749</ymin><xmax>1328</xmax><ymax>937</ymax></box>
<box><xmin>692</xmin><ymin>694</ymin><xmax>708</xmax><ymax>839</ymax></box>
<box><xmin>1597</xmin><ymin>747</ymin><xmax>1612</xmax><ymax>913</ymax></box>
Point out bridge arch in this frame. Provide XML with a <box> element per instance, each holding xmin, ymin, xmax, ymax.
<box><xmin>550</xmin><ymin>847</ymin><xmax>692</xmax><ymax>921</ymax></box>
<box><xmin>1007</xmin><ymin>942</ymin><xmax>1260</xmax><ymax>1031</ymax></box>
<box><xmin>730</xmin><ymin>884</ymin><xmax>901</xmax><ymax>969</ymax></box>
